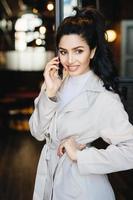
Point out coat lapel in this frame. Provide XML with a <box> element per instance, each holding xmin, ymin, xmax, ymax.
<box><xmin>58</xmin><ymin>70</ymin><xmax>105</xmax><ymax>113</ymax></box>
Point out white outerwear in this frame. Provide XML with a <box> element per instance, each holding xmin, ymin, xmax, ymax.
<box><xmin>29</xmin><ymin>70</ymin><xmax>133</xmax><ymax>200</ymax></box>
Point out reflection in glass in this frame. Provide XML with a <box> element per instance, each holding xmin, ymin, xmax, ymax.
<box><xmin>63</xmin><ymin>0</ymin><xmax>78</xmax><ymax>18</ymax></box>
<box><xmin>0</xmin><ymin>0</ymin><xmax>55</xmax><ymax>71</ymax></box>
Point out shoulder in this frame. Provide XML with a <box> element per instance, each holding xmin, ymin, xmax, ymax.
<box><xmin>94</xmin><ymin>90</ymin><xmax>129</xmax><ymax>128</ymax></box>
<box><xmin>99</xmin><ymin>90</ymin><xmax>120</xmax><ymax>102</ymax></box>
<box><xmin>97</xmin><ymin>90</ymin><xmax>124</xmax><ymax>109</ymax></box>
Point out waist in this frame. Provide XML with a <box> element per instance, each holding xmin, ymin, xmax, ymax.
<box><xmin>45</xmin><ymin>132</ymin><xmax>92</xmax><ymax>154</ymax></box>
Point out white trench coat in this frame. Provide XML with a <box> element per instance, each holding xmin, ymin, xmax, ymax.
<box><xmin>29</xmin><ymin>71</ymin><xmax>133</xmax><ymax>200</ymax></box>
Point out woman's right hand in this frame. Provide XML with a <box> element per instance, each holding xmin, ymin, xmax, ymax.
<box><xmin>43</xmin><ymin>57</ymin><xmax>63</xmax><ymax>97</ymax></box>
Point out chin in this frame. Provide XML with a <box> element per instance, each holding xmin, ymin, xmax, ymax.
<box><xmin>68</xmin><ymin>72</ymin><xmax>79</xmax><ymax>76</ymax></box>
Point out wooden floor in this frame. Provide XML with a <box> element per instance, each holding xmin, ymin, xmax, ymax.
<box><xmin>0</xmin><ymin>127</ymin><xmax>45</xmax><ymax>200</ymax></box>
<box><xmin>0</xmin><ymin>127</ymin><xmax>133</xmax><ymax>200</ymax></box>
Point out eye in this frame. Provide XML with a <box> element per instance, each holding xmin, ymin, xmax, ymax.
<box><xmin>75</xmin><ymin>49</ymin><xmax>83</xmax><ymax>54</ymax></box>
<box><xmin>59</xmin><ymin>50</ymin><xmax>67</xmax><ymax>55</ymax></box>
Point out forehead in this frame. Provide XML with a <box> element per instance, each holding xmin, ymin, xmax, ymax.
<box><xmin>58</xmin><ymin>34</ymin><xmax>88</xmax><ymax>49</ymax></box>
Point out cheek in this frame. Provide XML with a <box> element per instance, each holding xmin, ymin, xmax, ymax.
<box><xmin>82</xmin><ymin>57</ymin><xmax>90</xmax><ymax>66</ymax></box>
<box><xmin>61</xmin><ymin>57</ymin><xmax>68</xmax><ymax>67</ymax></box>
<box><xmin>61</xmin><ymin>61</ymin><xmax>68</xmax><ymax>71</ymax></box>
<box><xmin>64</xmin><ymin>66</ymin><xmax>68</xmax><ymax>71</ymax></box>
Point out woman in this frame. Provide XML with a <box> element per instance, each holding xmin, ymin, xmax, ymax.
<box><xmin>29</xmin><ymin>7</ymin><xmax>133</xmax><ymax>200</ymax></box>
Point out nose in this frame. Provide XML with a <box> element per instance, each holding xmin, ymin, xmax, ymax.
<box><xmin>68</xmin><ymin>53</ymin><xmax>74</xmax><ymax>64</ymax></box>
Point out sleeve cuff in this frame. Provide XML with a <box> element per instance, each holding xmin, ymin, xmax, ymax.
<box><xmin>77</xmin><ymin>150</ymin><xmax>87</xmax><ymax>175</ymax></box>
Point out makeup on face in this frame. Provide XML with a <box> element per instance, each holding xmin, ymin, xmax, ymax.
<box><xmin>58</xmin><ymin>34</ymin><xmax>92</xmax><ymax>76</ymax></box>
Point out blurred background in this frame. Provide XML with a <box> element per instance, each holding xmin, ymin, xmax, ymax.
<box><xmin>0</xmin><ymin>0</ymin><xmax>133</xmax><ymax>199</ymax></box>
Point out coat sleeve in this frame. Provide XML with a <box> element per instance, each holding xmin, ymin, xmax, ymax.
<box><xmin>29</xmin><ymin>84</ymin><xmax>58</xmax><ymax>141</ymax></box>
<box><xmin>77</xmin><ymin>91</ymin><xmax>133</xmax><ymax>175</ymax></box>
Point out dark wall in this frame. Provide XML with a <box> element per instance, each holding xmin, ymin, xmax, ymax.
<box><xmin>0</xmin><ymin>70</ymin><xmax>43</xmax><ymax>96</ymax></box>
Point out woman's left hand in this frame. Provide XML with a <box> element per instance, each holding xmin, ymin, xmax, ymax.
<box><xmin>57</xmin><ymin>137</ymin><xmax>86</xmax><ymax>161</ymax></box>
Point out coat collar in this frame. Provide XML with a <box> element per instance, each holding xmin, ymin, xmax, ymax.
<box><xmin>59</xmin><ymin>70</ymin><xmax>105</xmax><ymax>94</ymax></box>
<box><xmin>81</xmin><ymin>70</ymin><xmax>105</xmax><ymax>93</ymax></box>
<box><xmin>57</xmin><ymin>70</ymin><xmax>105</xmax><ymax>112</ymax></box>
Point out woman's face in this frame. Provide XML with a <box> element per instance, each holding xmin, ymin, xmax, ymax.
<box><xmin>58</xmin><ymin>34</ymin><xmax>95</xmax><ymax>76</ymax></box>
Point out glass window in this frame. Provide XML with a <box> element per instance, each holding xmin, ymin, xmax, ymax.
<box><xmin>0</xmin><ymin>0</ymin><xmax>55</xmax><ymax>71</ymax></box>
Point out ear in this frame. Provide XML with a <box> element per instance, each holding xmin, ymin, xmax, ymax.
<box><xmin>90</xmin><ymin>47</ymin><xmax>96</xmax><ymax>59</ymax></box>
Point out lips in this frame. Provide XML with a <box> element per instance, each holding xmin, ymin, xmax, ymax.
<box><xmin>66</xmin><ymin>65</ymin><xmax>79</xmax><ymax>72</ymax></box>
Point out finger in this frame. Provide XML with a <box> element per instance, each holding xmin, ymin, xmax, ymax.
<box><xmin>46</xmin><ymin>56</ymin><xmax>59</xmax><ymax>65</ymax></box>
<box><xmin>44</xmin><ymin>58</ymin><xmax>59</xmax><ymax>75</ymax></box>
<box><xmin>57</xmin><ymin>145</ymin><xmax>63</xmax><ymax>157</ymax></box>
<box><xmin>51</xmin><ymin>56</ymin><xmax>59</xmax><ymax>61</ymax></box>
<box><xmin>45</xmin><ymin>64</ymin><xmax>59</xmax><ymax>74</ymax></box>
<box><xmin>50</xmin><ymin>67</ymin><xmax>58</xmax><ymax>78</ymax></box>
<box><xmin>78</xmin><ymin>144</ymin><xmax>86</xmax><ymax>150</ymax></box>
<box><xmin>57</xmin><ymin>144</ymin><xmax>65</xmax><ymax>157</ymax></box>
<box><xmin>45</xmin><ymin>58</ymin><xmax>59</xmax><ymax>69</ymax></box>
<box><xmin>50</xmin><ymin>69</ymin><xmax>62</xmax><ymax>82</ymax></box>
<box><xmin>44</xmin><ymin>65</ymin><xmax>59</xmax><ymax>79</ymax></box>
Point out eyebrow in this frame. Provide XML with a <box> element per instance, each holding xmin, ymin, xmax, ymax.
<box><xmin>59</xmin><ymin>46</ymin><xmax>84</xmax><ymax>50</ymax></box>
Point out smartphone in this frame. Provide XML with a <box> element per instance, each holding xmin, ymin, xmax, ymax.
<box><xmin>58</xmin><ymin>58</ymin><xmax>63</xmax><ymax>79</ymax></box>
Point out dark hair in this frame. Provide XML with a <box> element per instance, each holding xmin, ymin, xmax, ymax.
<box><xmin>56</xmin><ymin>7</ymin><xmax>119</xmax><ymax>94</ymax></box>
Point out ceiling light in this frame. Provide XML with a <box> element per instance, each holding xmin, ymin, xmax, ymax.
<box><xmin>32</xmin><ymin>8</ymin><xmax>38</xmax><ymax>14</ymax></box>
<box><xmin>106</xmin><ymin>29</ymin><xmax>117</xmax><ymax>42</ymax></box>
<box><xmin>36</xmin><ymin>38</ymin><xmax>42</xmax><ymax>45</ymax></box>
<box><xmin>47</xmin><ymin>3</ymin><xmax>54</xmax><ymax>11</ymax></box>
<box><xmin>39</xmin><ymin>26</ymin><xmax>46</xmax><ymax>34</ymax></box>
